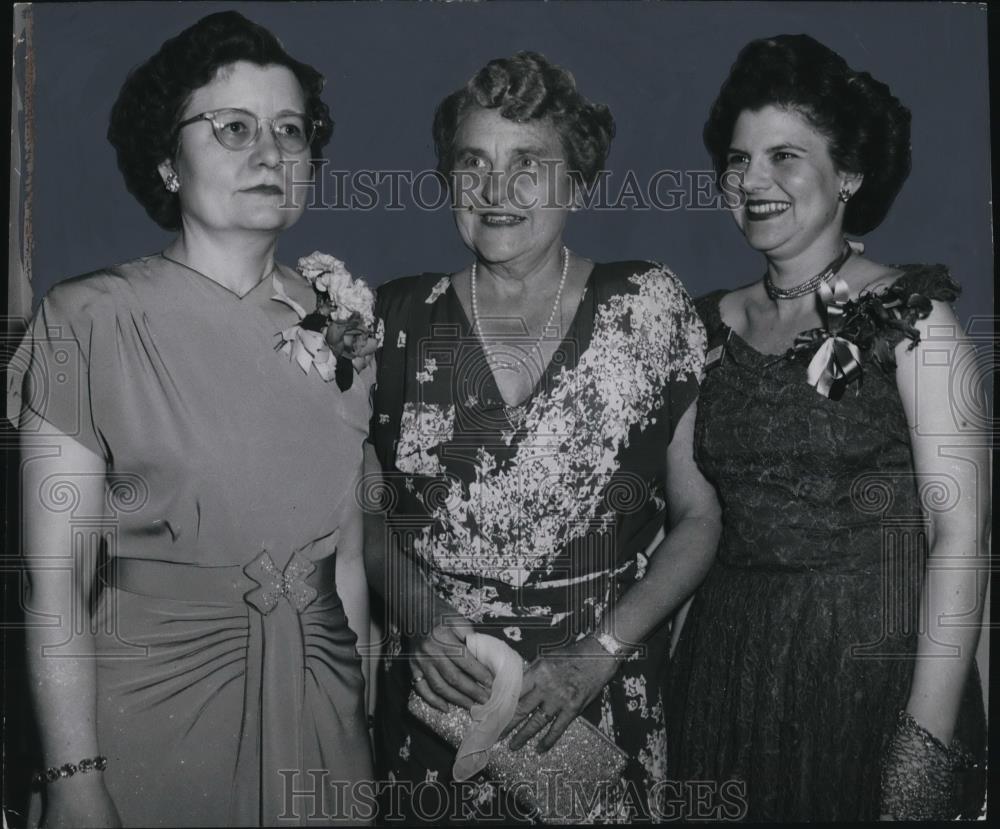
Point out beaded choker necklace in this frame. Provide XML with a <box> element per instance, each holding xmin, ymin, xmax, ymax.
<box><xmin>764</xmin><ymin>243</ymin><xmax>853</xmax><ymax>300</ymax></box>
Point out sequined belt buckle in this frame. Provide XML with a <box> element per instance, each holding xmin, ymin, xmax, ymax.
<box><xmin>242</xmin><ymin>550</ymin><xmax>318</xmax><ymax>614</ymax></box>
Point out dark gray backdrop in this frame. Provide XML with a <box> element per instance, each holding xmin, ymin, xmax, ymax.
<box><xmin>5</xmin><ymin>3</ymin><xmax>993</xmax><ymax>816</ymax></box>
<box><xmin>30</xmin><ymin>1</ymin><xmax>991</xmax><ymax>324</ymax></box>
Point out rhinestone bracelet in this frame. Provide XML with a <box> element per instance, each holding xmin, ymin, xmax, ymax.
<box><xmin>31</xmin><ymin>755</ymin><xmax>107</xmax><ymax>788</ymax></box>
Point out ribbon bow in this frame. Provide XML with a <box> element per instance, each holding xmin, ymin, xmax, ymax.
<box><xmin>794</xmin><ymin>277</ymin><xmax>863</xmax><ymax>400</ymax></box>
<box><xmin>243</xmin><ymin>550</ymin><xmax>318</xmax><ymax>614</ymax></box>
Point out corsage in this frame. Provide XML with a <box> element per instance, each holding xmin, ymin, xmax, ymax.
<box><xmin>787</xmin><ymin>274</ymin><xmax>935</xmax><ymax>400</ymax></box>
<box><xmin>273</xmin><ymin>251</ymin><xmax>383</xmax><ymax>389</ymax></box>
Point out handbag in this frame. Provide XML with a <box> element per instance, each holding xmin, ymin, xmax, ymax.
<box><xmin>407</xmin><ymin>691</ymin><xmax>628</xmax><ymax>824</ymax></box>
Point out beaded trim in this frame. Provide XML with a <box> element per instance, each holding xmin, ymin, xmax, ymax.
<box><xmin>32</xmin><ymin>755</ymin><xmax>107</xmax><ymax>788</ymax></box>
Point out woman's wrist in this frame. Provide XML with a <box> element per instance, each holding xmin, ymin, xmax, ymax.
<box><xmin>587</xmin><ymin>622</ymin><xmax>640</xmax><ymax>662</ymax></box>
<box><xmin>32</xmin><ymin>755</ymin><xmax>107</xmax><ymax>788</ymax></box>
<box><xmin>563</xmin><ymin>636</ymin><xmax>623</xmax><ymax>690</ymax></box>
<box><xmin>880</xmin><ymin>709</ymin><xmax>978</xmax><ymax>820</ymax></box>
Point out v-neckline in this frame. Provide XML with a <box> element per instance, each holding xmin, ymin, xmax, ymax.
<box><xmin>156</xmin><ymin>255</ymin><xmax>314</xmax><ymax>359</ymax></box>
<box><xmin>448</xmin><ymin>262</ymin><xmax>599</xmax><ymax>410</ymax></box>
<box><xmin>160</xmin><ymin>253</ymin><xmax>274</xmax><ymax>301</ymax></box>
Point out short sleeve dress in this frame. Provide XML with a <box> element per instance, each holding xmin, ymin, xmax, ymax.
<box><xmin>369</xmin><ymin>261</ymin><xmax>705</xmax><ymax>823</ymax></box>
<box><xmin>18</xmin><ymin>255</ymin><xmax>374</xmax><ymax>827</ymax></box>
<box><xmin>667</xmin><ymin>266</ymin><xmax>987</xmax><ymax>822</ymax></box>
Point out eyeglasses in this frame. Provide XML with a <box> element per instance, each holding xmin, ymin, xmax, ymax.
<box><xmin>176</xmin><ymin>108</ymin><xmax>321</xmax><ymax>154</ymax></box>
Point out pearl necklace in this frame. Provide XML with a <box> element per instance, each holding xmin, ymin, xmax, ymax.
<box><xmin>764</xmin><ymin>242</ymin><xmax>853</xmax><ymax>300</ymax></box>
<box><xmin>470</xmin><ymin>245</ymin><xmax>570</xmax><ymax>367</ymax></box>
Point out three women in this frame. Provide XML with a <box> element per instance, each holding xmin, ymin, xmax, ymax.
<box><xmin>18</xmin><ymin>14</ymin><xmax>987</xmax><ymax>828</ymax></box>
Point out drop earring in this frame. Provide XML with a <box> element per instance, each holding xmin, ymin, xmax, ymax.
<box><xmin>164</xmin><ymin>172</ymin><xmax>180</xmax><ymax>193</ymax></box>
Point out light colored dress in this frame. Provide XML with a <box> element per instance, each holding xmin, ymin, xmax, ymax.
<box><xmin>19</xmin><ymin>255</ymin><xmax>374</xmax><ymax>827</ymax></box>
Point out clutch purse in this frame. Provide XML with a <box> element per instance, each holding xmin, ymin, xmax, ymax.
<box><xmin>408</xmin><ymin>691</ymin><xmax>628</xmax><ymax>823</ymax></box>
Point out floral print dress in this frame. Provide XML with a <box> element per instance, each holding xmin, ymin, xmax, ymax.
<box><xmin>369</xmin><ymin>261</ymin><xmax>705</xmax><ymax>822</ymax></box>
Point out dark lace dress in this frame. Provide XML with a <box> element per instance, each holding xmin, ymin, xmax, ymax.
<box><xmin>369</xmin><ymin>262</ymin><xmax>705</xmax><ymax>822</ymax></box>
<box><xmin>667</xmin><ymin>266</ymin><xmax>986</xmax><ymax>822</ymax></box>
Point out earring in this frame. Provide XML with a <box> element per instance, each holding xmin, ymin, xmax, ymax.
<box><xmin>838</xmin><ymin>184</ymin><xmax>853</xmax><ymax>203</ymax></box>
<box><xmin>164</xmin><ymin>172</ymin><xmax>180</xmax><ymax>193</ymax></box>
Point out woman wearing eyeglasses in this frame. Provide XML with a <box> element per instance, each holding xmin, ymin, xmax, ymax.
<box><xmin>19</xmin><ymin>12</ymin><xmax>372</xmax><ymax>827</ymax></box>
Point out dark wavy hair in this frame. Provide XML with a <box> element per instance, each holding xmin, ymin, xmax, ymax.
<box><xmin>108</xmin><ymin>11</ymin><xmax>334</xmax><ymax>231</ymax></box>
<box><xmin>704</xmin><ymin>34</ymin><xmax>912</xmax><ymax>235</ymax></box>
<box><xmin>432</xmin><ymin>51</ymin><xmax>615</xmax><ymax>190</ymax></box>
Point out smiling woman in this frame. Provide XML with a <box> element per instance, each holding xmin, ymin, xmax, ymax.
<box><xmin>724</xmin><ymin>106</ymin><xmax>859</xmax><ymax>265</ymax></box>
<box><xmin>365</xmin><ymin>51</ymin><xmax>721</xmax><ymax>824</ymax></box>
<box><xmin>667</xmin><ymin>34</ymin><xmax>988</xmax><ymax>822</ymax></box>
<box><xmin>18</xmin><ymin>11</ymin><xmax>374</xmax><ymax>828</ymax></box>
<box><xmin>448</xmin><ymin>108</ymin><xmax>577</xmax><ymax>274</ymax></box>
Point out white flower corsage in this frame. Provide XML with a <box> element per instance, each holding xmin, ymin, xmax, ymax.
<box><xmin>273</xmin><ymin>251</ymin><xmax>382</xmax><ymax>385</ymax></box>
